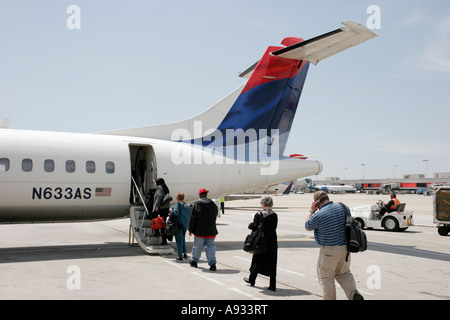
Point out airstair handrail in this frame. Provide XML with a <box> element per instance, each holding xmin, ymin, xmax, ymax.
<box><xmin>131</xmin><ymin>176</ymin><xmax>150</xmax><ymax>217</ymax></box>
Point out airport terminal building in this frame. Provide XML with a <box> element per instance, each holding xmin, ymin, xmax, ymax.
<box><xmin>302</xmin><ymin>172</ymin><xmax>450</xmax><ymax>194</ymax></box>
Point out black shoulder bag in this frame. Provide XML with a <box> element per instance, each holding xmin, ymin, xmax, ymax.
<box><xmin>243</xmin><ymin>212</ymin><xmax>267</xmax><ymax>255</ymax></box>
<box><xmin>339</xmin><ymin>202</ymin><xmax>368</xmax><ymax>261</ymax></box>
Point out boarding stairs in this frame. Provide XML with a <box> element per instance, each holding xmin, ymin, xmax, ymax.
<box><xmin>128</xmin><ymin>178</ymin><xmax>174</xmax><ymax>255</ymax></box>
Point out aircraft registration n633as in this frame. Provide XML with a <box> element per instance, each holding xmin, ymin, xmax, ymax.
<box><xmin>0</xmin><ymin>21</ymin><xmax>376</xmax><ymax>225</ymax></box>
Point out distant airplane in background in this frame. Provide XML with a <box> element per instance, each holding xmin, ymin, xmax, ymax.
<box><xmin>281</xmin><ymin>181</ymin><xmax>294</xmax><ymax>195</ymax></box>
<box><xmin>305</xmin><ymin>179</ymin><xmax>357</xmax><ymax>193</ymax></box>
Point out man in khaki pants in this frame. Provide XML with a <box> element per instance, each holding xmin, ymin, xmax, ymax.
<box><xmin>305</xmin><ymin>191</ymin><xmax>364</xmax><ymax>300</ymax></box>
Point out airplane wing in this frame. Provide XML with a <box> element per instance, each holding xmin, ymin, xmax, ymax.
<box><xmin>271</xmin><ymin>21</ymin><xmax>377</xmax><ymax>65</ymax></box>
<box><xmin>225</xmin><ymin>181</ymin><xmax>294</xmax><ymax>200</ymax></box>
<box><xmin>240</xmin><ymin>21</ymin><xmax>376</xmax><ymax>79</ymax></box>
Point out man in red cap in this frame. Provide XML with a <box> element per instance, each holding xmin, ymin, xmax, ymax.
<box><xmin>189</xmin><ymin>188</ymin><xmax>219</xmax><ymax>271</ymax></box>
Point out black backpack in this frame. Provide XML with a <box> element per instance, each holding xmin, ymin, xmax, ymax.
<box><xmin>339</xmin><ymin>203</ymin><xmax>367</xmax><ymax>261</ymax></box>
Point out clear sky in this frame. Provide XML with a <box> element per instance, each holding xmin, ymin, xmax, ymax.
<box><xmin>1</xmin><ymin>0</ymin><xmax>449</xmax><ymax>180</ymax></box>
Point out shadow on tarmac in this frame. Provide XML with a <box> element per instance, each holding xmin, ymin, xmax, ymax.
<box><xmin>367</xmin><ymin>242</ymin><xmax>450</xmax><ymax>262</ymax></box>
<box><xmin>0</xmin><ymin>242</ymin><xmax>143</xmax><ymax>264</ymax></box>
<box><xmin>0</xmin><ymin>237</ymin><xmax>448</xmax><ymax>264</ymax></box>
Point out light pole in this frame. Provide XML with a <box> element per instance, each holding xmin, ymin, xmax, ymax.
<box><xmin>393</xmin><ymin>165</ymin><xmax>397</xmax><ymax>179</ymax></box>
<box><xmin>361</xmin><ymin>163</ymin><xmax>366</xmax><ymax>180</ymax></box>
<box><xmin>423</xmin><ymin>160</ymin><xmax>429</xmax><ymax>178</ymax></box>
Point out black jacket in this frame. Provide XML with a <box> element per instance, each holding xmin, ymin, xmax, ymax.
<box><xmin>189</xmin><ymin>198</ymin><xmax>218</xmax><ymax>237</ymax></box>
<box><xmin>249</xmin><ymin>210</ymin><xmax>278</xmax><ymax>277</ymax></box>
<box><xmin>153</xmin><ymin>185</ymin><xmax>170</xmax><ymax>211</ymax></box>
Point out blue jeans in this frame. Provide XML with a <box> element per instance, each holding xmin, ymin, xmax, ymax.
<box><xmin>174</xmin><ymin>227</ymin><xmax>187</xmax><ymax>259</ymax></box>
<box><xmin>192</xmin><ymin>236</ymin><xmax>216</xmax><ymax>266</ymax></box>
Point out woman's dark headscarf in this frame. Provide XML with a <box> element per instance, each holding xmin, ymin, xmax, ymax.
<box><xmin>155</xmin><ymin>178</ymin><xmax>169</xmax><ymax>194</ymax></box>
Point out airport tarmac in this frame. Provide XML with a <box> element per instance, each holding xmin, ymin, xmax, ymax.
<box><xmin>0</xmin><ymin>193</ymin><xmax>448</xmax><ymax>301</ymax></box>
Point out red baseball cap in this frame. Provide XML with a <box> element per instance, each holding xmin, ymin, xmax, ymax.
<box><xmin>198</xmin><ymin>188</ymin><xmax>209</xmax><ymax>194</ymax></box>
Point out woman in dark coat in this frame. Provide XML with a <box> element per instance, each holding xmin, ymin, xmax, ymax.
<box><xmin>243</xmin><ymin>196</ymin><xmax>278</xmax><ymax>291</ymax></box>
<box><xmin>153</xmin><ymin>177</ymin><xmax>171</xmax><ymax>245</ymax></box>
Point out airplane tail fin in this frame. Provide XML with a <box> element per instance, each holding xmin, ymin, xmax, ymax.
<box><xmin>305</xmin><ymin>179</ymin><xmax>316</xmax><ymax>189</ymax></box>
<box><xmin>102</xmin><ymin>21</ymin><xmax>376</xmax><ymax>157</ymax></box>
<box><xmin>282</xmin><ymin>181</ymin><xmax>294</xmax><ymax>195</ymax></box>
<box><xmin>101</xmin><ymin>40</ymin><xmax>310</xmax><ymax>156</ymax></box>
<box><xmin>210</xmin><ymin>39</ymin><xmax>310</xmax><ymax>156</ymax></box>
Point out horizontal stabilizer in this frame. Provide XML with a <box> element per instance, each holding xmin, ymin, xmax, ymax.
<box><xmin>271</xmin><ymin>21</ymin><xmax>377</xmax><ymax>65</ymax></box>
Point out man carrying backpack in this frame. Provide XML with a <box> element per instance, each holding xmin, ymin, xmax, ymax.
<box><xmin>189</xmin><ymin>188</ymin><xmax>219</xmax><ymax>271</ymax></box>
<box><xmin>305</xmin><ymin>191</ymin><xmax>364</xmax><ymax>300</ymax></box>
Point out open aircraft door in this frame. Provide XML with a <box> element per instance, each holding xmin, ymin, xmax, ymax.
<box><xmin>129</xmin><ymin>144</ymin><xmax>157</xmax><ymax>203</ymax></box>
<box><xmin>128</xmin><ymin>144</ymin><xmax>174</xmax><ymax>254</ymax></box>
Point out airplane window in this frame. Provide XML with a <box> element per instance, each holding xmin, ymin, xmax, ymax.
<box><xmin>0</xmin><ymin>158</ymin><xmax>10</xmax><ymax>172</ymax></box>
<box><xmin>66</xmin><ymin>160</ymin><xmax>76</xmax><ymax>173</ymax></box>
<box><xmin>44</xmin><ymin>159</ymin><xmax>55</xmax><ymax>173</ymax></box>
<box><xmin>22</xmin><ymin>158</ymin><xmax>33</xmax><ymax>172</ymax></box>
<box><xmin>105</xmin><ymin>161</ymin><xmax>115</xmax><ymax>174</ymax></box>
<box><xmin>86</xmin><ymin>161</ymin><xmax>96</xmax><ymax>173</ymax></box>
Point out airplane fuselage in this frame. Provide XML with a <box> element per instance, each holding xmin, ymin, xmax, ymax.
<box><xmin>0</xmin><ymin>130</ymin><xmax>130</xmax><ymax>222</ymax></box>
<box><xmin>0</xmin><ymin>129</ymin><xmax>322</xmax><ymax>223</ymax></box>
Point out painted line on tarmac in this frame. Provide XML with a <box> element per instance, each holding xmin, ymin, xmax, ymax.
<box><xmin>190</xmin><ymin>270</ymin><xmax>264</xmax><ymax>300</ymax></box>
<box><xmin>230</xmin><ymin>288</ymin><xmax>262</xmax><ymax>300</ymax></box>
<box><xmin>277</xmin><ymin>267</ymin><xmax>306</xmax><ymax>277</ymax></box>
<box><xmin>163</xmin><ymin>258</ymin><xmax>262</xmax><ymax>300</ymax></box>
<box><xmin>234</xmin><ymin>255</ymin><xmax>306</xmax><ymax>276</ymax></box>
<box><xmin>191</xmin><ymin>271</ymin><xmax>225</xmax><ymax>286</ymax></box>
<box><xmin>164</xmin><ymin>260</ymin><xmax>187</xmax><ymax>270</ymax></box>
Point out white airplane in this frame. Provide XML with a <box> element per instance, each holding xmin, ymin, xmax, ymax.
<box><xmin>0</xmin><ymin>21</ymin><xmax>376</xmax><ymax>225</ymax></box>
<box><xmin>305</xmin><ymin>178</ymin><xmax>357</xmax><ymax>193</ymax></box>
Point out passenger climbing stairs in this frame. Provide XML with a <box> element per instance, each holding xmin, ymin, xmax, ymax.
<box><xmin>128</xmin><ymin>178</ymin><xmax>174</xmax><ymax>255</ymax></box>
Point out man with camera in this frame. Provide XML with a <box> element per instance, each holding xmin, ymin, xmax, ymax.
<box><xmin>305</xmin><ymin>191</ymin><xmax>364</xmax><ymax>300</ymax></box>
